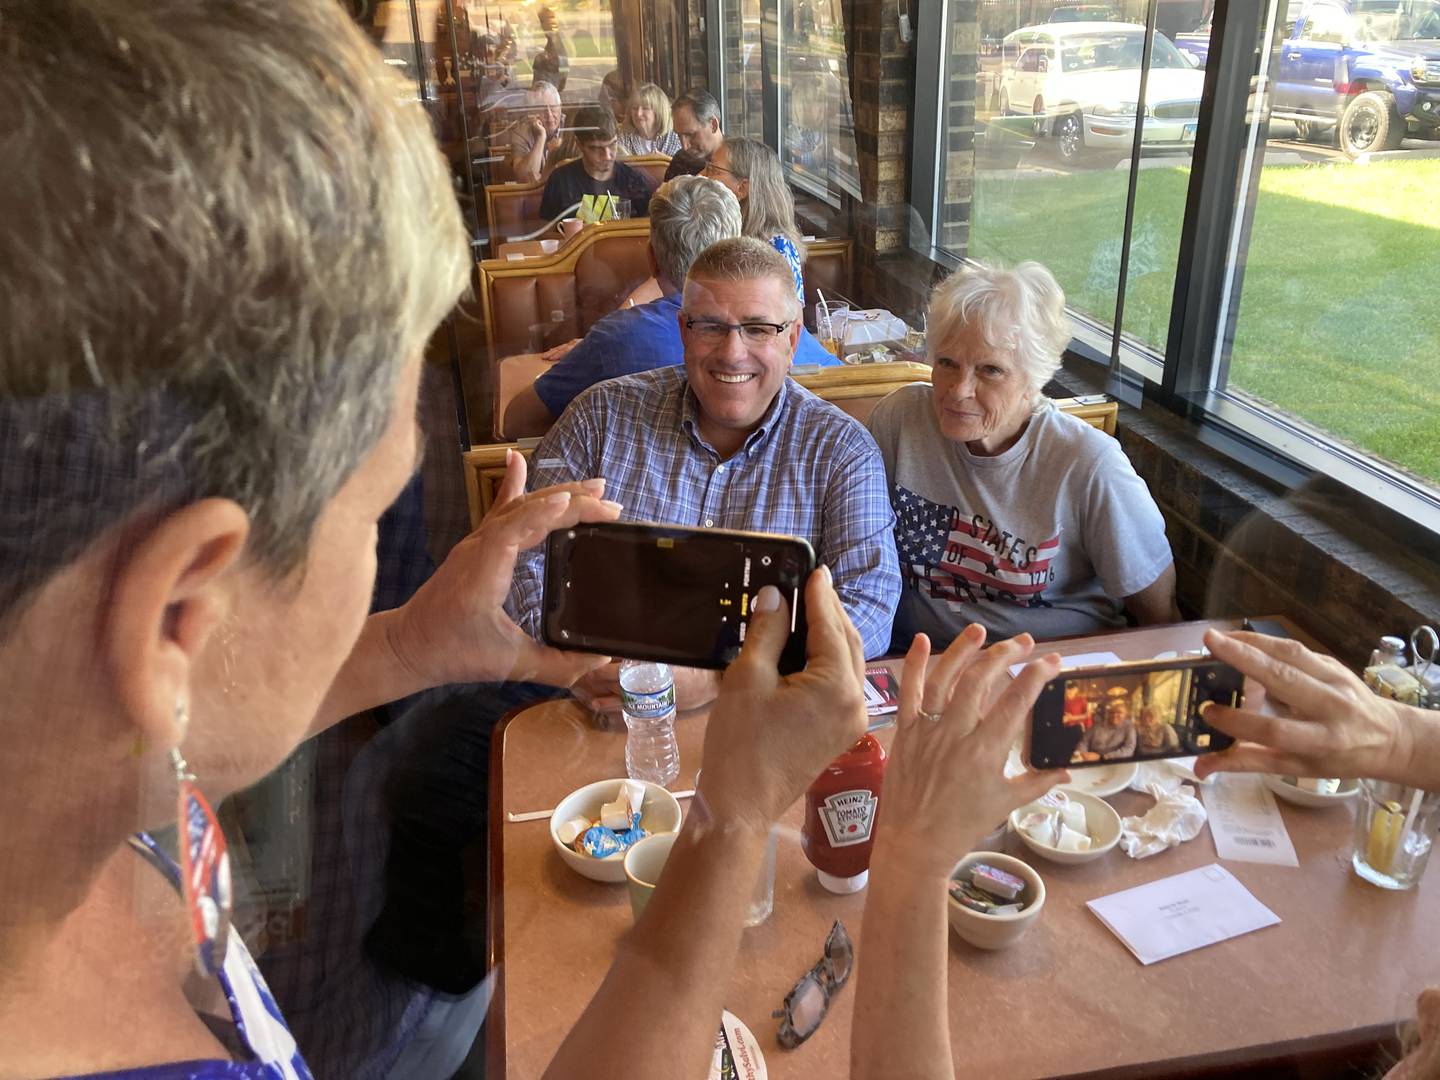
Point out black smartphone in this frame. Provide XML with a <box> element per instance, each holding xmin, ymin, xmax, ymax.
<box><xmin>541</xmin><ymin>521</ymin><xmax>816</xmax><ymax>673</ymax></box>
<box><xmin>1025</xmin><ymin>657</ymin><xmax>1243</xmax><ymax>771</ymax></box>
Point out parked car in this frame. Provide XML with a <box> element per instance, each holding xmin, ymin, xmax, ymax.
<box><xmin>1273</xmin><ymin>0</ymin><xmax>1440</xmax><ymax>156</ymax></box>
<box><xmin>1048</xmin><ymin>4</ymin><xmax>1121</xmax><ymax>22</ymax></box>
<box><xmin>1173</xmin><ymin>17</ymin><xmax>1212</xmax><ymax>67</ymax></box>
<box><xmin>997</xmin><ymin>22</ymin><xmax>1207</xmax><ymax>160</ymax></box>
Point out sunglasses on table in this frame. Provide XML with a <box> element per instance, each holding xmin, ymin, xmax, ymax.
<box><xmin>684</xmin><ymin>317</ymin><xmax>793</xmax><ymax>344</ymax></box>
<box><xmin>773</xmin><ymin>919</ymin><xmax>854</xmax><ymax>1049</ymax></box>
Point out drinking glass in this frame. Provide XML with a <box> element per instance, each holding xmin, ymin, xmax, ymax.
<box><xmin>1352</xmin><ymin>780</ymin><xmax>1440</xmax><ymax>890</ymax></box>
<box><xmin>745</xmin><ymin>826</ymin><xmax>779</xmax><ymax>927</ymax></box>
<box><xmin>817</xmin><ymin>304</ymin><xmax>850</xmax><ymax>360</ymax></box>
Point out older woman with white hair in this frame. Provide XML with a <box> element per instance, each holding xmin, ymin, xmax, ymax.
<box><xmin>867</xmin><ymin>261</ymin><xmax>1177</xmax><ymax>647</ymax></box>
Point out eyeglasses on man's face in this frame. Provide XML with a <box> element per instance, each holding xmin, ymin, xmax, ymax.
<box><xmin>684</xmin><ymin>317</ymin><xmax>793</xmax><ymax>346</ymax></box>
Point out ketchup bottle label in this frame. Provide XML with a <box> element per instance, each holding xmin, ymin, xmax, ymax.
<box><xmin>818</xmin><ymin>788</ymin><xmax>879</xmax><ymax>848</ymax></box>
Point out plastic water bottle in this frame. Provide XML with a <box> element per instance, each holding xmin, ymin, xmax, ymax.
<box><xmin>619</xmin><ymin>660</ymin><xmax>680</xmax><ymax>786</ymax></box>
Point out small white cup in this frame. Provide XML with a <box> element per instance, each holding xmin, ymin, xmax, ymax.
<box><xmin>624</xmin><ymin>832</ymin><xmax>678</xmax><ymax>919</ymax></box>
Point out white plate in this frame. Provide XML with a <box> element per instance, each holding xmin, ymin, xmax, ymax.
<box><xmin>1062</xmin><ymin>762</ymin><xmax>1139</xmax><ymax>799</ymax></box>
<box><xmin>1262</xmin><ymin>774</ymin><xmax>1359</xmax><ymax>808</ymax></box>
<box><xmin>1006</xmin><ymin>740</ymin><xmax>1137</xmax><ymax>799</ymax></box>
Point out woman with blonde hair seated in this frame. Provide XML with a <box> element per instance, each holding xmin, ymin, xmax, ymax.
<box><xmin>617</xmin><ymin>81</ymin><xmax>682</xmax><ymax>157</ymax></box>
<box><xmin>703</xmin><ymin>135</ymin><xmax>806</xmax><ymax>304</ymax></box>
<box><xmin>867</xmin><ymin>261</ymin><xmax>1178</xmax><ymax>649</ymax></box>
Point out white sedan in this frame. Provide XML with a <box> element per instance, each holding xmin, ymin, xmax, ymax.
<box><xmin>998</xmin><ymin>22</ymin><xmax>1206</xmax><ymax>161</ymax></box>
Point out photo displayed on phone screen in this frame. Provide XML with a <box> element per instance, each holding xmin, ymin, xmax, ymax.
<box><xmin>1027</xmin><ymin>660</ymin><xmax>1242</xmax><ymax>770</ymax></box>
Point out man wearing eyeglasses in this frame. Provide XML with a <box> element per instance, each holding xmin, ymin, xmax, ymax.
<box><xmin>506</xmin><ymin>235</ymin><xmax>900</xmax><ymax>708</ymax></box>
<box><xmin>504</xmin><ymin>174</ymin><xmax>837</xmax><ymax>440</ymax></box>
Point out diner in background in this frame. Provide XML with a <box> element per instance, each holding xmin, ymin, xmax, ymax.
<box><xmin>617</xmin><ymin>80</ymin><xmax>682</xmax><ymax>156</ymax></box>
<box><xmin>509</xmin><ymin>78</ymin><xmax>574</xmax><ymax>184</ymax></box>
<box><xmin>703</xmin><ymin>135</ymin><xmax>807</xmax><ymax>304</ymax></box>
<box><xmin>867</xmin><ymin>261</ymin><xmax>1177</xmax><ymax>649</ymax></box>
<box><xmin>506</xmin><ymin>176</ymin><xmax>838</xmax><ymax>439</ymax></box>
<box><xmin>0</xmin><ymin>1</ymin><xmax>622</xmax><ymax>1075</ymax></box>
<box><xmin>599</xmin><ymin>67</ymin><xmax>628</xmax><ymax>125</ymax></box>
<box><xmin>506</xmin><ymin>236</ymin><xmax>902</xmax><ymax>709</ymax></box>
<box><xmin>665</xmin><ymin>87</ymin><xmax>725</xmax><ymax>179</ymax></box>
<box><xmin>539</xmin><ymin>104</ymin><xmax>657</xmax><ymax>222</ymax></box>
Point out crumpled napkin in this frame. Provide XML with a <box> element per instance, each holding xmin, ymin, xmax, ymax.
<box><xmin>1119</xmin><ymin>781</ymin><xmax>1207</xmax><ymax>858</ymax></box>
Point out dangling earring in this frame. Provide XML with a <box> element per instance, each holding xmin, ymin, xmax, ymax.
<box><xmin>171</xmin><ymin>700</ymin><xmax>233</xmax><ymax>977</ymax></box>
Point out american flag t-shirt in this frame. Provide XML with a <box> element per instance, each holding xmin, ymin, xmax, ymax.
<box><xmin>894</xmin><ymin>484</ymin><xmax>1059</xmax><ymax>610</ymax></box>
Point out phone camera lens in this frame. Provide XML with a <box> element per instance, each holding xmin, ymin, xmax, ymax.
<box><xmin>761</xmin><ymin>555</ymin><xmax>772</xmax><ymax>567</ymax></box>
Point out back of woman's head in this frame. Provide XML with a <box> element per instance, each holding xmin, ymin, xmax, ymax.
<box><xmin>723</xmin><ymin>136</ymin><xmax>803</xmax><ymax>252</ymax></box>
<box><xmin>627</xmin><ymin>82</ymin><xmax>673</xmax><ymax>137</ymax></box>
<box><xmin>0</xmin><ymin>0</ymin><xmax>469</xmax><ymax>632</ymax></box>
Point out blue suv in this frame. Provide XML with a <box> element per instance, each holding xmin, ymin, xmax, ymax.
<box><xmin>1273</xmin><ymin>0</ymin><xmax>1440</xmax><ymax>156</ymax></box>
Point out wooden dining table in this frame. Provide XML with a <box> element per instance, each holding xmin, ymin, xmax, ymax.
<box><xmin>485</xmin><ymin>618</ymin><xmax>1440</xmax><ymax>1078</ymax></box>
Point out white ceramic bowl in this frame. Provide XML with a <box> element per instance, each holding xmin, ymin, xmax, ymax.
<box><xmin>549</xmin><ymin>779</ymin><xmax>683</xmax><ymax>883</ymax></box>
<box><xmin>1263</xmin><ymin>774</ymin><xmax>1360</xmax><ymax>808</ymax></box>
<box><xmin>1009</xmin><ymin>788</ymin><xmax>1123</xmax><ymax>865</ymax></box>
<box><xmin>947</xmin><ymin>852</ymin><xmax>1045</xmax><ymax>950</ymax></box>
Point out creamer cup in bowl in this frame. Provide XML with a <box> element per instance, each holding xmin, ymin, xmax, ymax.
<box><xmin>549</xmin><ymin>779</ymin><xmax>682</xmax><ymax>884</ymax></box>
<box><xmin>947</xmin><ymin>851</ymin><xmax>1044</xmax><ymax>950</ymax></box>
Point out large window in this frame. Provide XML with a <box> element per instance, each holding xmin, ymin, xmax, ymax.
<box><xmin>717</xmin><ymin>0</ymin><xmax>861</xmax><ymax>206</ymax></box>
<box><xmin>917</xmin><ymin>0</ymin><xmax>1440</xmax><ymax>527</ymax></box>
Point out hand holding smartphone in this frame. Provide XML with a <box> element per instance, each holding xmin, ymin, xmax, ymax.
<box><xmin>541</xmin><ymin>521</ymin><xmax>816</xmax><ymax>674</ymax></box>
<box><xmin>1025</xmin><ymin>656</ymin><xmax>1243</xmax><ymax>770</ymax></box>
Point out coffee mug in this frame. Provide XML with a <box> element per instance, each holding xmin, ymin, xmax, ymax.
<box><xmin>558</xmin><ymin>217</ymin><xmax>583</xmax><ymax>237</ymax></box>
<box><xmin>624</xmin><ymin>832</ymin><xmax>677</xmax><ymax>919</ymax></box>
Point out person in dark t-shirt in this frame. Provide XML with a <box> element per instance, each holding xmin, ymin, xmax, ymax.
<box><xmin>539</xmin><ymin>104</ymin><xmax>656</xmax><ymax>222</ymax></box>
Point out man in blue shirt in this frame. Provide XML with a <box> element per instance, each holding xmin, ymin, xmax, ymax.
<box><xmin>503</xmin><ymin>174</ymin><xmax>838</xmax><ymax>438</ymax></box>
<box><xmin>506</xmin><ymin>236</ymin><xmax>900</xmax><ymax>709</ymax></box>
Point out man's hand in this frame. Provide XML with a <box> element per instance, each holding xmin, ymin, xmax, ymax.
<box><xmin>525</xmin><ymin>114</ymin><xmax>546</xmax><ymax>141</ymax></box>
<box><xmin>385</xmin><ymin>450</ymin><xmax>621</xmax><ymax>689</ymax></box>
<box><xmin>1193</xmin><ymin>629</ymin><xmax>1416</xmax><ymax>784</ymax></box>
<box><xmin>875</xmin><ymin>627</ymin><xmax>1067</xmax><ymax>880</ymax></box>
<box><xmin>692</xmin><ymin>566</ymin><xmax>867</xmax><ymax>836</ymax></box>
<box><xmin>542</xmin><ymin>338</ymin><xmax>581</xmax><ymax>362</ymax></box>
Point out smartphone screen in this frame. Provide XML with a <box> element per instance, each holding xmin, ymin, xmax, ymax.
<box><xmin>541</xmin><ymin>522</ymin><xmax>815</xmax><ymax>672</ymax></box>
<box><xmin>1026</xmin><ymin>658</ymin><xmax>1243</xmax><ymax>770</ymax></box>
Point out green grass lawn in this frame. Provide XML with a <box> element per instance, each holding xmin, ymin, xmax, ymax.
<box><xmin>969</xmin><ymin>156</ymin><xmax>1440</xmax><ymax>488</ymax></box>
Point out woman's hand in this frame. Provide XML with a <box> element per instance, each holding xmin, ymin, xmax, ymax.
<box><xmin>386</xmin><ymin>450</ymin><xmax>620</xmax><ymax>689</ymax></box>
<box><xmin>1193</xmin><ymin>629</ymin><xmax>1425</xmax><ymax>786</ymax></box>
<box><xmin>693</xmin><ymin>566</ymin><xmax>867</xmax><ymax>836</ymax></box>
<box><xmin>875</xmin><ymin>626</ymin><xmax>1067</xmax><ymax>880</ymax></box>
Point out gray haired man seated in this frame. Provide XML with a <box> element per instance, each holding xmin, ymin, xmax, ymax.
<box><xmin>503</xmin><ymin>174</ymin><xmax>836</xmax><ymax>439</ymax></box>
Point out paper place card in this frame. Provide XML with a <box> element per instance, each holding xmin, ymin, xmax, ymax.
<box><xmin>1087</xmin><ymin>863</ymin><xmax>1280</xmax><ymax>965</ymax></box>
<box><xmin>1201</xmin><ymin>774</ymin><xmax>1299</xmax><ymax>867</ymax></box>
<box><xmin>1007</xmin><ymin>650</ymin><xmax>1122</xmax><ymax>678</ymax></box>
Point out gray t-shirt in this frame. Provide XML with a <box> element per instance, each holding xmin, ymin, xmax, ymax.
<box><xmin>867</xmin><ymin>385</ymin><xmax>1173</xmax><ymax>645</ymax></box>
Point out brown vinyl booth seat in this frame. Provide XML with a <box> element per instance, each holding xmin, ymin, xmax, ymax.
<box><xmin>479</xmin><ymin>218</ymin><xmax>655</xmax><ymax>361</ymax></box>
<box><xmin>484</xmin><ymin>154</ymin><xmax>673</xmax><ymax>248</ymax></box>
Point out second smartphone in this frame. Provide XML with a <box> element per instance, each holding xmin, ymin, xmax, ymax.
<box><xmin>1026</xmin><ymin>656</ymin><xmax>1243</xmax><ymax>770</ymax></box>
<box><xmin>541</xmin><ymin>521</ymin><xmax>816</xmax><ymax>674</ymax></box>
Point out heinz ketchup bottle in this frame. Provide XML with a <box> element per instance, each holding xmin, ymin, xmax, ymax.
<box><xmin>801</xmin><ymin>734</ymin><xmax>887</xmax><ymax>893</ymax></box>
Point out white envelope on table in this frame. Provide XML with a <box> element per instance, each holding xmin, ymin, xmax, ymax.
<box><xmin>1087</xmin><ymin>863</ymin><xmax>1280</xmax><ymax>965</ymax></box>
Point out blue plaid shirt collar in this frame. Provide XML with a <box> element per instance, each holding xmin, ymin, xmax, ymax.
<box><xmin>677</xmin><ymin>369</ymin><xmax>795</xmax><ymax>458</ymax></box>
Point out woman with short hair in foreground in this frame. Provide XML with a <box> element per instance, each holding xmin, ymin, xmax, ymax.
<box><xmin>0</xmin><ymin>2</ymin><xmax>619</xmax><ymax>1074</ymax></box>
